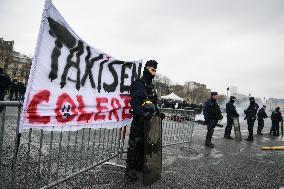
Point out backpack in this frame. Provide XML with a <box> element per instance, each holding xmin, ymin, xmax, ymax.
<box><xmin>271</xmin><ymin>111</ymin><xmax>277</xmax><ymax>120</ymax></box>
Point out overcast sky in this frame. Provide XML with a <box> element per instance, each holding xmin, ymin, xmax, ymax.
<box><xmin>1</xmin><ymin>0</ymin><xmax>284</xmax><ymax>99</ymax></box>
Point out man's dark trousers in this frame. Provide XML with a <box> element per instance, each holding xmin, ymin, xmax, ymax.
<box><xmin>247</xmin><ymin>120</ymin><xmax>255</xmax><ymax>140</ymax></box>
<box><xmin>206</xmin><ymin>119</ymin><xmax>217</xmax><ymax>145</ymax></box>
<box><xmin>225</xmin><ymin>117</ymin><xmax>233</xmax><ymax>137</ymax></box>
<box><xmin>257</xmin><ymin>118</ymin><xmax>264</xmax><ymax>134</ymax></box>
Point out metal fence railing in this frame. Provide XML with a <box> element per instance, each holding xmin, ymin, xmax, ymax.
<box><xmin>0</xmin><ymin>102</ymin><xmax>197</xmax><ymax>189</ymax></box>
<box><xmin>161</xmin><ymin>108</ymin><xmax>196</xmax><ymax>148</ymax></box>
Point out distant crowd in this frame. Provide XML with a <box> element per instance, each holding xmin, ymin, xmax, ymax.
<box><xmin>0</xmin><ymin>67</ymin><xmax>26</xmax><ymax>106</ymax></box>
<box><xmin>159</xmin><ymin>99</ymin><xmax>202</xmax><ymax>110</ymax></box>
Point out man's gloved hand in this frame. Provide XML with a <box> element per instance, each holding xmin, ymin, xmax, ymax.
<box><xmin>160</xmin><ymin>113</ymin><xmax>166</xmax><ymax>120</ymax></box>
<box><xmin>144</xmin><ymin>112</ymin><xmax>152</xmax><ymax>120</ymax></box>
<box><xmin>204</xmin><ymin>119</ymin><xmax>208</xmax><ymax>124</ymax></box>
<box><xmin>219</xmin><ymin>115</ymin><xmax>223</xmax><ymax>120</ymax></box>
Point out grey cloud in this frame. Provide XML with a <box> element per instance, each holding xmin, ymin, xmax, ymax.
<box><xmin>1</xmin><ymin>0</ymin><xmax>284</xmax><ymax>98</ymax></box>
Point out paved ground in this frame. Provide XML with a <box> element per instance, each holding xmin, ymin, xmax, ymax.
<box><xmin>1</xmin><ymin>105</ymin><xmax>284</xmax><ymax>189</ymax></box>
<box><xmin>64</xmin><ymin>119</ymin><xmax>284</xmax><ymax>189</ymax></box>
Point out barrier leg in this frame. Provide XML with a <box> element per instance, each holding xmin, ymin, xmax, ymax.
<box><xmin>0</xmin><ymin>106</ymin><xmax>6</xmax><ymax>166</ymax></box>
<box><xmin>180</xmin><ymin>121</ymin><xmax>198</xmax><ymax>154</ymax></box>
<box><xmin>103</xmin><ymin>127</ymin><xmax>126</xmax><ymax>169</ymax></box>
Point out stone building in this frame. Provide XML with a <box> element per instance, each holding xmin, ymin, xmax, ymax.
<box><xmin>0</xmin><ymin>38</ymin><xmax>14</xmax><ymax>69</ymax></box>
<box><xmin>0</xmin><ymin>38</ymin><xmax>32</xmax><ymax>83</ymax></box>
<box><xmin>183</xmin><ymin>81</ymin><xmax>210</xmax><ymax>104</ymax></box>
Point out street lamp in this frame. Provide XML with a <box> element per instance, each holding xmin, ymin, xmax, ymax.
<box><xmin>226</xmin><ymin>87</ymin><xmax>229</xmax><ymax>98</ymax></box>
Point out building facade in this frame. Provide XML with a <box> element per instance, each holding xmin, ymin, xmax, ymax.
<box><xmin>0</xmin><ymin>38</ymin><xmax>32</xmax><ymax>83</ymax></box>
<box><xmin>183</xmin><ymin>81</ymin><xmax>210</xmax><ymax>104</ymax></box>
<box><xmin>0</xmin><ymin>38</ymin><xmax>14</xmax><ymax>70</ymax></box>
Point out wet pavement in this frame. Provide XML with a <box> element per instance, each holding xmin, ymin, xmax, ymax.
<box><xmin>2</xmin><ymin>106</ymin><xmax>284</xmax><ymax>188</ymax></box>
<box><xmin>64</xmin><ymin>120</ymin><xmax>284</xmax><ymax>189</ymax></box>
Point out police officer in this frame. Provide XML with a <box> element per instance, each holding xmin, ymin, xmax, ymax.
<box><xmin>257</xmin><ymin>105</ymin><xmax>268</xmax><ymax>135</ymax></box>
<box><xmin>0</xmin><ymin>67</ymin><xmax>11</xmax><ymax>112</ymax></box>
<box><xmin>18</xmin><ymin>81</ymin><xmax>26</xmax><ymax>101</ymax></box>
<box><xmin>244</xmin><ymin>97</ymin><xmax>259</xmax><ymax>141</ymax></box>
<box><xmin>125</xmin><ymin>60</ymin><xmax>164</xmax><ymax>181</ymax></box>
<box><xmin>10</xmin><ymin>79</ymin><xmax>19</xmax><ymax>101</ymax></box>
<box><xmin>224</xmin><ymin>96</ymin><xmax>239</xmax><ymax>139</ymax></box>
<box><xmin>203</xmin><ymin>92</ymin><xmax>223</xmax><ymax>148</ymax></box>
<box><xmin>270</xmin><ymin>107</ymin><xmax>283</xmax><ymax>136</ymax></box>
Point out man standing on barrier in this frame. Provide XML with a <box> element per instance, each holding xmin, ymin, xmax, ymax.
<box><xmin>257</xmin><ymin>105</ymin><xmax>268</xmax><ymax>135</ymax></box>
<box><xmin>244</xmin><ymin>97</ymin><xmax>259</xmax><ymax>141</ymax></box>
<box><xmin>203</xmin><ymin>92</ymin><xmax>223</xmax><ymax>148</ymax></box>
<box><xmin>0</xmin><ymin>67</ymin><xmax>11</xmax><ymax>112</ymax></box>
<box><xmin>125</xmin><ymin>60</ymin><xmax>164</xmax><ymax>181</ymax></box>
<box><xmin>224</xmin><ymin>96</ymin><xmax>239</xmax><ymax>139</ymax></box>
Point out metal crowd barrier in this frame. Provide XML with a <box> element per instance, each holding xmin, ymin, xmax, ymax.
<box><xmin>160</xmin><ymin>108</ymin><xmax>196</xmax><ymax>149</ymax></box>
<box><xmin>0</xmin><ymin>102</ymin><xmax>197</xmax><ymax>189</ymax></box>
<box><xmin>121</xmin><ymin>108</ymin><xmax>197</xmax><ymax>152</ymax></box>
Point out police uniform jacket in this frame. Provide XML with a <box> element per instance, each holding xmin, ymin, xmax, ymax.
<box><xmin>226</xmin><ymin>100</ymin><xmax>239</xmax><ymax>118</ymax></box>
<box><xmin>203</xmin><ymin>98</ymin><xmax>222</xmax><ymax>120</ymax></box>
<box><xmin>257</xmin><ymin>108</ymin><xmax>268</xmax><ymax>120</ymax></box>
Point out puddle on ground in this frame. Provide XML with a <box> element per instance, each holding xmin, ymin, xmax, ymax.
<box><xmin>189</xmin><ymin>153</ymin><xmax>204</xmax><ymax>160</ymax></box>
<box><xmin>203</xmin><ymin>149</ymin><xmax>223</xmax><ymax>159</ymax></box>
<box><xmin>212</xmin><ymin>159</ymin><xmax>224</xmax><ymax>165</ymax></box>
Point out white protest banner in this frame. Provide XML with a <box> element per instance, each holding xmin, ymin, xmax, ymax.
<box><xmin>20</xmin><ymin>0</ymin><xmax>142</xmax><ymax>132</ymax></box>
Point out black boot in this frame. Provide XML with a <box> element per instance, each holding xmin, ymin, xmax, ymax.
<box><xmin>276</xmin><ymin>130</ymin><xmax>280</xmax><ymax>136</ymax></box>
<box><xmin>125</xmin><ymin>169</ymin><xmax>138</xmax><ymax>181</ymax></box>
<box><xmin>245</xmin><ymin>138</ymin><xmax>253</xmax><ymax>141</ymax></box>
<box><xmin>205</xmin><ymin>130</ymin><xmax>214</xmax><ymax>148</ymax></box>
<box><xmin>273</xmin><ymin>131</ymin><xmax>277</xmax><ymax>136</ymax></box>
<box><xmin>205</xmin><ymin>142</ymin><xmax>214</xmax><ymax>148</ymax></box>
<box><xmin>224</xmin><ymin>135</ymin><xmax>233</xmax><ymax>139</ymax></box>
<box><xmin>257</xmin><ymin>128</ymin><xmax>263</xmax><ymax>135</ymax></box>
<box><xmin>246</xmin><ymin>128</ymin><xmax>254</xmax><ymax>141</ymax></box>
<box><xmin>269</xmin><ymin>128</ymin><xmax>273</xmax><ymax>135</ymax></box>
<box><xmin>245</xmin><ymin>133</ymin><xmax>253</xmax><ymax>141</ymax></box>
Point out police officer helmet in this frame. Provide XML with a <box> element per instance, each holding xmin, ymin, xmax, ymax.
<box><xmin>230</xmin><ymin>96</ymin><xmax>236</xmax><ymax>100</ymax></box>
<box><xmin>142</xmin><ymin>102</ymin><xmax>155</xmax><ymax>115</ymax></box>
<box><xmin>145</xmin><ymin>60</ymin><xmax>158</xmax><ymax>69</ymax></box>
<box><xmin>211</xmin><ymin>92</ymin><xmax>218</xmax><ymax>96</ymax></box>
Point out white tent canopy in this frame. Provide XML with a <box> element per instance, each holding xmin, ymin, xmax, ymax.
<box><xmin>161</xmin><ymin>92</ymin><xmax>183</xmax><ymax>101</ymax></box>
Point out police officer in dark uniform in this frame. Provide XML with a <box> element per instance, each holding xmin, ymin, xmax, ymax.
<box><xmin>244</xmin><ymin>97</ymin><xmax>259</xmax><ymax>141</ymax></box>
<box><xmin>203</xmin><ymin>92</ymin><xmax>223</xmax><ymax>148</ymax></box>
<box><xmin>18</xmin><ymin>81</ymin><xmax>26</xmax><ymax>101</ymax></box>
<box><xmin>0</xmin><ymin>67</ymin><xmax>11</xmax><ymax>112</ymax></box>
<box><xmin>10</xmin><ymin>79</ymin><xmax>19</xmax><ymax>101</ymax></box>
<box><xmin>224</xmin><ymin>96</ymin><xmax>239</xmax><ymax>139</ymax></box>
<box><xmin>125</xmin><ymin>60</ymin><xmax>164</xmax><ymax>181</ymax></box>
<box><xmin>257</xmin><ymin>105</ymin><xmax>268</xmax><ymax>135</ymax></box>
<box><xmin>270</xmin><ymin>107</ymin><xmax>283</xmax><ymax>136</ymax></box>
